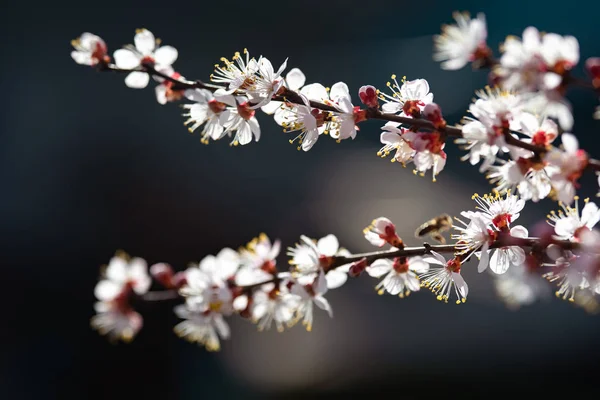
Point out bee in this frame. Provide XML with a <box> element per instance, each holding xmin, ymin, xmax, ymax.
<box><xmin>414</xmin><ymin>214</ymin><xmax>453</xmax><ymax>244</ymax></box>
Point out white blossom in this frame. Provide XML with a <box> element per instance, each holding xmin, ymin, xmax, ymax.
<box><xmin>452</xmin><ymin>215</ymin><xmax>492</xmax><ymax>271</ymax></box>
<box><xmin>210</xmin><ymin>49</ymin><xmax>259</xmax><ymax>93</ymax></box>
<box><xmin>287</xmin><ymin>234</ymin><xmax>351</xmax><ymax>289</ymax></box>
<box><xmin>433</xmin><ymin>12</ymin><xmax>488</xmax><ymax>70</ymax></box>
<box><xmin>290</xmin><ymin>270</ymin><xmax>332</xmax><ymax>331</ymax></box>
<box><xmin>366</xmin><ymin>256</ymin><xmax>429</xmax><ymax>297</ymax></box>
<box><xmin>91</xmin><ymin>253</ymin><xmax>151</xmax><ymax>342</ymax></box>
<box><xmin>280</xmin><ymin>93</ymin><xmax>321</xmax><ymax>151</ymax></box>
<box><xmin>94</xmin><ymin>254</ymin><xmax>151</xmax><ymax>302</ymax></box>
<box><xmin>235</xmin><ymin>234</ymin><xmax>281</xmax><ymax>286</ymax></box>
<box><xmin>71</xmin><ymin>32</ymin><xmax>107</xmax><ymax>66</ymax></box>
<box><xmin>174</xmin><ymin>305</ymin><xmax>230</xmax><ymax>351</ymax></box>
<box><xmin>547</xmin><ymin>197</ymin><xmax>600</xmax><ymax>241</ymax></box>
<box><xmin>262</xmin><ymin>68</ymin><xmax>306</xmax><ymax>120</ymax></box>
<box><xmin>91</xmin><ymin>301</ymin><xmax>143</xmax><ymax>343</ymax></box>
<box><xmin>246</xmin><ymin>57</ymin><xmax>288</xmax><ymax>108</ymax></box>
<box><xmin>480</xmin><ymin>225</ymin><xmax>529</xmax><ymax>274</ymax></box>
<box><xmin>496</xmin><ymin>27</ymin><xmax>579</xmax><ymax>129</ymax></box>
<box><xmin>215</xmin><ymin>90</ymin><xmax>261</xmax><ymax>146</ymax></box>
<box><xmin>469</xmin><ymin>192</ymin><xmax>524</xmax><ymax>229</ymax></box>
<box><xmin>113</xmin><ymin>29</ymin><xmax>178</xmax><ymax>88</ymax></box>
<box><xmin>380</xmin><ymin>77</ymin><xmax>434</xmax><ymax>117</ymax></box>
<box><xmin>183</xmin><ymin>89</ymin><xmax>235</xmax><ymax>143</ymax></box>
<box><xmin>250</xmin><ymin>282</ymin><xmax>301</xmax><ymax>332</ymax></box>
<box><xmin>378</xmin><ymin>124</ymin><xmax>416</xmax><ymax>165</ymax></box>
<box><xmin>419</xmin><ymin>252</ymin><xmax>469</xmax><ymax>304</ymax></box>
<box><xmin>544</xmin><ymin>133</ymin><xmax>588</xmax><ymax>204</ymax></box>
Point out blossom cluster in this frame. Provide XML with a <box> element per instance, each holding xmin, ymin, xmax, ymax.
<box><xmin>75</xmin><ymin>12</ymin><xmax>600</xmax><ymax>351</ymax></box>
<box><xmin>91</xmin><ymin>193</ymin><xmax>600</xmax><ymax>349</ymax></box>
<box><xmin>72</xmin><ymin>20</ymin><xmax>599</xmax><ymax>198</ymax></box>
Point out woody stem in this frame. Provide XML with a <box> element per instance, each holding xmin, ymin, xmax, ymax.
<box><xmin>97</xmin><ymin>63</ymin><xmax>600</xmax><ymax>173</ymax></box>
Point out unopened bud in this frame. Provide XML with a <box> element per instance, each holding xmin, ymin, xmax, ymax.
<box><xmin>349</xmin><ymin>258</ymin><xmax>368</xmax><ymax>277</ymax></box>
<box><xmin>585</xmin><ymin>58</ymin><xmax>600</xmax><ymax>88</ymax></box>
<box><xmin>150</xmin><ymin>263</ymin><xmax>174</xmax><ymax>288</ymax></box>
<box><xmin>171</xmin><ymin>271</ymin><xmax>188</xmax><ymax>289</ymax></box>
<box><xmin>358</xmin><ymin>85</ymin><xmax>379</xmax><ymax>108</ymax></box>
<box><xmin>423</xmin><ymin>103</ymin><xmax>446</xmax><ymax>129</ymax></box>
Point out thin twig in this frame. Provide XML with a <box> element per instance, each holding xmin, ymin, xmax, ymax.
<box><xmin>97</xmin><ymin>62</ymin><xmax>600</xmax><ymax>173</ymax></box>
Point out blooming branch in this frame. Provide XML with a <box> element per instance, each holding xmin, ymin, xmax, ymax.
<box><xmin>73</xmin><ymin>13</ymin><xmax>600</xmax><ymax>351</ymax></box>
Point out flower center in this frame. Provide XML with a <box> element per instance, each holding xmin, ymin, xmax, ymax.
<box><xmin>402</xmin><ymin>100</ymin><xmax>422</xmax><ymax>118</ymax></box>
<box><xmin>208</xmin><ymin>99</ymin><xmax>227</xmax><ymax>114</ymax></box>
<box><xmin>237</xmin><ymin>102</ymin><xmax>255</xmax><ymax>120</ymax></box>
<box><xmin>492</xmin><ymin>213</ymin><xmax>512</xmax><ymax>229</ymax></box>
<box><xmin>393</xmin><ymin>257</ymin><xmax>409</xmax><ymax>273</ymax></box>
<box><xmin>260</xmin><ymin>259</ymin><xmax>277</xmax><ymax>275</ymax></box>
<box><xmin>239</xmin><ymin>76</ymin><xmax>256</xmax><ymax>90</ymax></box>
<box><xmin>140</xmin><ymin>55</ymin><xmax>155</xmax><ymax>65</ymax></box>
<box><xmin>209</xmin><ymin>301</ymin><xmax>223</xmax><ymax>312</ymax></box>
<box><xmin>446</xmin><ymin>258</ymin><xmax>461</xmax><ymax>273</ymax></box>
<box><xmin>531</xmin><ymin>130</ymin><xmax>550</xmax><ymax>146</ymax></box>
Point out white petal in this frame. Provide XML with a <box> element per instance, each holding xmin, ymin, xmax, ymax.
<box><xmin>477</xmin><ymin>241</ymin><xmax>490</xmax><ymax>273</ymax></box>
<box><xmin>154</xmin><ymin>46</ymin><xmax>178</xmax><ymax>66</ymax></box>
<box><xmin>325</xmin><ymin>270</ymin><xmax>348</xmax><ymax>289</ymax></box>
<box><xmin>330</xmin><ymin>82</ymin><xmax>350</xmax><ymax>101</ymax></box>
<box><xmin>366</xmin><ymin>259</ymin><xmax>392</xmax><ymax>277</ymax></box>
<box><xmin>561</xmin><ymin>133</ymin><xmax>579</xmax><ymax>153</ymax></box>
<box><xmin>300</xmin><ymin>83</ymin><xmax>329</xmax><ymax>102</ymax></box>
<box><xmin>94</xmin><ymin>280</ymin><xmax>123</xmax><ymax>301</ymax></box>
<box><xmin>452</xmin><ymin>272</ymin><xmax>469</xmax><ymax>298</ymax></box>
<box><xmin>510</xmin><ymin>225</ymin><xmax>529</xmax><ymax>238</ymax></box>
<box><xmin>313</xmin><ymin>296</ymin><xmax>333</xmax><ymax>317</ymax></box>
<box><xmin>285</xmin><ymin>68</ymin><xmax>306</xmax><ymax>91</ymax></box>
<box><xmin>125</xmin><ymin>71</ymin><xmax>150</xmax><ymax>88</ymax></box>
<box><xmin>408</xmin><ymin>256</ymin><xmax>430</xmax><ymax>274</ymax></box>
<box><xmin>134</xmin><ymin>29</ymin><xmax>156</xmax><ymax>55</ymax></box>
<box><xmin>490</xmin><ymin>249</ymin><xmax>509</xmax><ymax>274</ymax></box>
<box><xmin>106</xmin><ymin>257</ymin><xmax>128</xmax><ymax>282</ymax></box>
<box><xmin>582</xmin><ymin>202</ymin><xmax>600</xmax><ymax>229</ymax></box>
<box><xmin>113</xmin><ymin>49</ymin><xmax>141</xmax><ymax>69</ymax></box>
<box><xmin>155</xmin><ymin>85</ymin><xmax>167</xmax><ymax>104</ymax></box>
<box><xmin>260</xmin><ymin>101</ymin><xmax>281</xmax><ymax>115</ymax></box>
<box><xmin>317</xmin><ymin>234</ymin><xmax>339</xmax><ymax>256</ymax></box>
<box><xmin>248</xmin><ymin>117</ymin><xmax>261</xmax><ymax>142</ymax></box>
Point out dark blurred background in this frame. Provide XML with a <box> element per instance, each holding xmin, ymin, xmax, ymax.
<box><xmin>2</xmin><ymin>1</ymin><xmax>600</xmax><ymax>398</ymax></box>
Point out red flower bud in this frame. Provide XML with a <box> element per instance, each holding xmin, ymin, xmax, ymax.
<box><xmin>358</xmin><ymin>85</ymin><xmax>379</xmax><ymax>108</ymax></box>
<box><xmin>349</xmin><ymin>258</ymin><xmax>368</xmax><ymax>277</ymax></box>
<box><xmin>150</xmin><ymin>263</ymin><xmax>174</xmax><ymax>288</ymax></box>
<box><xmin>585</xmin><ymin>57</ymin><xmax>600</xmax><ymax>88</ymax></box>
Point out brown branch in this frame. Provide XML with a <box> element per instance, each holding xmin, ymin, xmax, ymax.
<box><xmin>95</xmin><ymin>61</ymin><xmax>600</xmax><ymax>173</ymax></box>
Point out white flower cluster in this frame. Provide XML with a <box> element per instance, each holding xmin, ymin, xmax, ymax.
<box><xmin>91</xmin><ymin>233</ymin><xmax>357</xmax><ymax>349</ymax></box>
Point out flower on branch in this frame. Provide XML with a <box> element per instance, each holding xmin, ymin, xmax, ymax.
<box><xmin>544</xmin><ymin>133</ymin><xmax>588</xmax><ymax>204</ymax></box>
<box><xmin>261</xmin><ymin>68</ymin><xmax>306</xmax><ymax>119</ymax></box>
<box><xmin>91</xmin><ymin>252</ymin><xmax>151</xmax><ymax>342</ymax></box>
<box><xmin>113</xmin><ymin>29</ymin><xmax>178</xmax><ymax>89</ymax></box>
<box><xmin>287</xmin><ymin>234</ymin><xmax>351</xmax><ymax>289</ymax></box>
<box><xmin>363</xmin><ymin>217</ymin><xmax>404</xmax><ymax>248</ymax></box>
<box><xmin>154</xmin><ymin>67</ymin><xmax>186</xmax><ymax>105</ymax></box>
<box><xmin>547</xmin><ymin>197</ymin><xmax>600</xmax><ymax>242</ymax></box>
<box><xmin>250</xmin><ymin>280</ymin><xmax>300</xmax><ymax>332</ymax></box>
<box><xmin>71</xmin><ymin>32</ymin><xmax>108</xmax><ymax>66</ymax></box>
<box><xmin>380</xmin><ymin>77</ymin><xmax>433</xmax><ymax>118</ymax></box>
<box><xmin>182</xmin><ymin>88</ymin><xmax>234</xmax><ymax>144</ymax></box>
<box><xmin>495</xmin><ymin>27</ymin><xmax>579</xmax><ymax>129</ymax></box>
<box><xmin>366</xmin><ymin>256</ymin><xmax>429</xmax><ymax>297</ymax></box>
<box><xmin>419</xmin><ymin>252</ymin><xmax>469</xmax><ymax>304</ymax></box>
<box><xmin>290</xmin><ymin>270</ymin><xmax>332</xmax><ymax>332</ymax></box>
<box><xmin>217</xmin><ymin>91</ymin><xmax>261</xmax><ymax>146</ymax></box>
<box><xmin>433</xmin><ymin>12</ymin><xmax>488</xmax><ymax>70</ymax></box>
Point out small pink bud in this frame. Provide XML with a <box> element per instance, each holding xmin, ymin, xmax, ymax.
<box><xmin>171</xmin><ymin>271</ymin><xmax>188</xmax><ymax>289</ymax></box>
<box><xmin>349</xmin><ymin>258</ymin><xmax>368</xmax><ymax>277</ymax></box>
<box><xmin>586</xmin><ymin>58</ymin><xmax>600</xmax><ymax>87</ymax></box>
<box><xmin>423</xmin><ymin>103</ymin><xmax>446</xmax><ymax>129</ymax></box>
<box><xmin>150</xmin><ymin>263</ymin><xmax>174</xmax><ymax>288</ymax></box>
<box><xmin>358</xmin><ymin>85</ymin><xmax>379</xmax><ymax>108</ymax></box>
